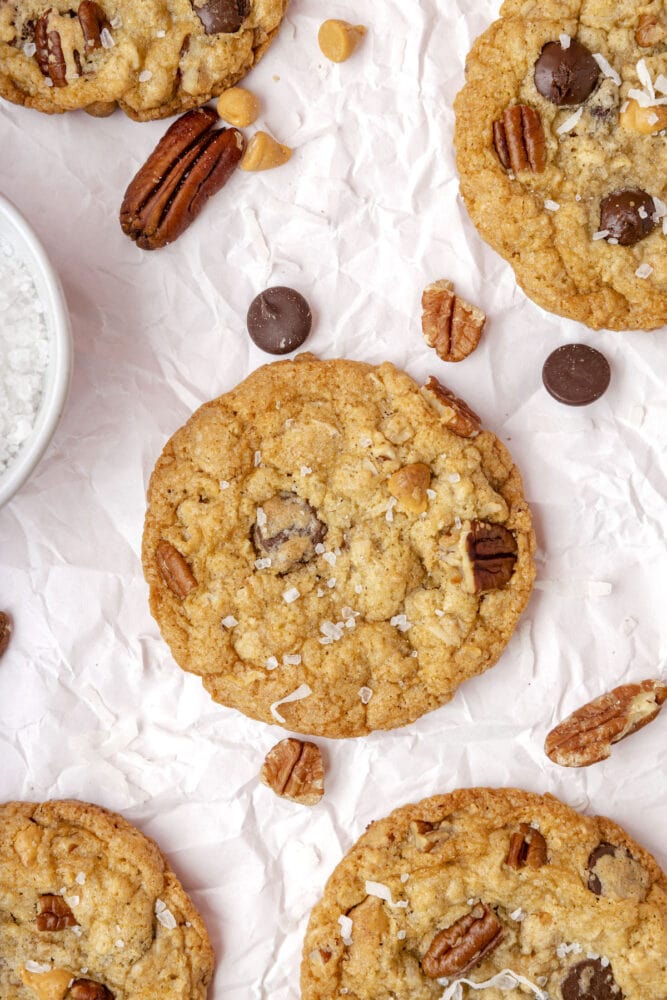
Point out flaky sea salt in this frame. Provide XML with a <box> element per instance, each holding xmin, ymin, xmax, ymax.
<box><xmin>338</xmin><ymin>914</ymin><xmax>353</xmax><ymax>946</ymax></box>
<box><xmin>155</xmin><ymin>898</ymin><xmax>177</xmax><ymax>929</ymax></box>
<box><xmin>544</xmin><ymin>200</ymin><xmax>560</xmax><ymax>212</ymax></box>
<box><xmin>635</xmin><ymin>263</ymin><xmax>653</xmax><ymax>279</ymax></box>
<box><xmin>559</xmin><ymin>33</ymin><xmax>571</xmax><ymax>49</ymax></box>
<box><xmin>0</xmin><ymin>240</ymin><xmax>50</xmax><ymax>476</ymax></box>
<box><xmin>359</xmin><ymin>686</ymin><xmax>373</xmax><ymax>704</ymax></box>
<box><xmin>282</xmin><ymin>586</ymin><xmax>300</xmax><ymax>603</ymax></box>
<box><xmin>138</xmin><ymin>69</ymin><xmax>153</xmax><ymax>83</ymax></box>
<box><xmin>100</xmin><ymin>27</ymin><xmax>115</xmax><ymax>48</ymax></box>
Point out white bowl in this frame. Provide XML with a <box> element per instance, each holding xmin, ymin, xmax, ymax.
<box><xmin>0</xmin><ymin>193</ymin><xmax>72</xmax><ymax>507</ymax></box>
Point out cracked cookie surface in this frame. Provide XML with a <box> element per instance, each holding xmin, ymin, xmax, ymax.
<box><xmin>454</xmin><ymin>0</ymin><xmax>667</xmax><ymax>330</ymax></box>
<box><xmin>0</xmin><ymin>0</ymin><xmax>287</xmax><ymax>120</ymax></box>
<box><xmin>142</xmin><ymin>355</ymin><xmax>535</xmax><ymax>738</ymax></box>
<box><xmin>301</xmin><ymin>787</ymin><xmax>667</xmax><ymax>1000</ymax></box>
<box><xmin>0</xmin><ymin>799</ymin><xmax>214</xmax><ymax>1000</ymax></box>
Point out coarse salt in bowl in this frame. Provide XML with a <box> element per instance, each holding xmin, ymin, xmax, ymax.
<box><xmin>0</xmin><ymin>193</ymin><xmax>72</xmax><ymax>507</ymax></box>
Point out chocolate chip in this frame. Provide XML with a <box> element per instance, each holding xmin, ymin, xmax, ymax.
<box><xmin>599</xmin><ymin>189</ymin><xmax>657</xmax><ymax>246</ymax></box>
<box><xmin>542</xmin><ymin>344</ymin><xmax>610</xmax><ymax>406</ymax></box>
<box><xmin>561</xmin><ymin>958</ymin><xmax>624</xmax><ymax>1000</ymax></box>
<box><xmin>534</xmin><ymin>39</ymin><xmax>600</xmax><ymax>106</ymax></box>
<box><xmin>253</xmin><ymin>494</ymin><xmax>326</xmax><ymax>573</ymax></box>
<box><xmin>586</xmin><ymin>842</ymin><xmax>649</xmax><ymax>900</ymax></box>
<box><xmin>191</xmin><ymin>0</ymin><xmax>249</xmax><ymax>34</ymax></box>
<box><xmin>587</xmin><ymin>842</ymin><xmax>617</xmax><ymax>895</ymax></box>
<box><xmin>247</xmin><ymin>287</ymin><xmax>312</xmax><ymax>355</ymax></box>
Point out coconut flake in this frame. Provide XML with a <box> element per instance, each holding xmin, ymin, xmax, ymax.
<box><xmin>655</xmin><ymin>74</ymin><xmax>667</xmax><ymax>95</ymax></box>
<box><xmin>220</xmin><ymin>479</ymin><xmax>230</xmax><ymax>490</ymax></box>
<box><xmin>315</xmin><ymin>542</ymin><xmax>326</xmax><ymax>555</ymax></box>
<box><xmin>254</xmin><ymin>450</ymin><xmax>262</xmax><ymax>467</ymax></box>
<box><xmin>397</xmin><ymin>929</ymin><xmax>407</xmax><ymax>940</ymax></box>
<box><xmin>426</xmin><ymin>488</ymin><xmax>436</xmax><ymax>500</ymax></box>
<box><xmin>556</xmin><ymin>107</ymin><xmax>583</xmax><ymax>134</ymax></box>
<box><xmin>637</xmin><ymin>58</ymin><xmax>655</xmax><ymax>100</ymax></box>
<box><xmin>559</xmin><ymin>33</ymin><xmax>571</xmax><ymax>49</ymax></box>
<box><xmin>221</xmin><ymin>615</ymin><xmax>238</xmax><ymax>629</ymax></box>
<box><xmin>25</xmin><ymin>962</ymin><xmax>52</xmax><ymax>974</ymax></box>
<box><xmin>65</xmin><ymin>895</ymin><xmax>80</xmax><ymax>908</ymax></box>
<box><xmin>386</xmin><ymin>497</ymin><xmax>397</xmax><ymax>522</ymax></box>
<box><xmin>635</xmin><ymin>263</ymin><xmax>653</xmax><ymax>279</ymax></box>
<box><xmin>282</xmin><ymin>587</ymin><xmax>300</xmax><ymax>604</ymax></box>
<box><xmin>256</xmin><ymin>506</ymin><xmax>267</xmax><ymax>527</ymax></box>
<box><xmin>592</xmin><ymin>53</ymin><xmax>621</xmax><ymax>86</ymax></box>
<box><xmin>592</xmin><ymin>230</ymin><xmax>610</xmax><ymax>240</ymax></box>
<box><xmin>365</xmin><ymin>880</ymin><xmax>408</xmax><ymax>908</ymax></box>
<box><xmin>155</xmin><ymin>899</ymin><xmax>177</xmax><ymax>929</ymax></box>
<box><xmin>338</xmin><ymin>914</ymin><xmax>353</xmax><ymax>945</ymax></box>
<box><xmin>156</xmin><ymin>28</ymin><xmax>166</xmax><ymax>37</ymax></box>
<box><xmin>359</xmin><ymin>435</ymin><xmax>372</xmax><ymax>447</ymax></box>
<box><xmin>270</xmin><ymin>684</ymin><xmax>312</xmax><ymax>723</ymax></box>
<box><xmin>359</xmin><ymin>686</ymin><xmax>373</xmax><ymax>704</ymax></box>
<box><xmin>439</xmin><ymin>969</ymin><xmax>549</xmax><ymax>1000</ymax></box>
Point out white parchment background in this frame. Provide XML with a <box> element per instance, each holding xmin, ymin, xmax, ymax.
<box><xmin>1</xmin><ymin>1</ymin><xmax>667</xmax><ymax>996</ymax></box>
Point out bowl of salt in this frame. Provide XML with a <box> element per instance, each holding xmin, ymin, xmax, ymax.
<box><xmin>0</xmin><ymin>193</ymin><xmax>72</xmax><ymax>507</ymax></box>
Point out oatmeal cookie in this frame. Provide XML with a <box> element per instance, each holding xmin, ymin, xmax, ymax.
<box><xmin>0</xmin><ymin>799</ymin><xmax>214</xmax><ymax>1000</ymax></box>
<box><xmin>454</xmin><ymin>0</ymin><xmax>667</xmax><ymax>330</ymax></box>
<box><xmin>301</xmin><ymin>787</ymin><xmax>667</xmax><ymax>1000</ymax></box>
<box><xmin>0</xmin><ymin>0</ymin><xmax>287</xmax><ymax>121</ymax></box>
<box><xmin>142</xmin><ymin>355</ymin><xmax>535</xmax><ymax>738</ymax></box>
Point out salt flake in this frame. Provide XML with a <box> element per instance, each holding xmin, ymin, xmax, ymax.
<box><xmin>338</xmin><ymin>914</ymin><xmax>353</xmax><ymax>945</ymax></box>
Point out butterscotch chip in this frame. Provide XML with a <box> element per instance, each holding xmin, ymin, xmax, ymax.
<box><xmin>142</xmin><ymin>355</ymin><xmax>534</xmax><ymax>738</ymax></box>
<box><xmin>318</xmin><ymin>20</ymin><xmax>366</xmax><ymax>63</ymax></box>
<box><xmin>0</xmin><ymin>800</ymin><xmax>214</xmax><ymax>999</ymax></box>
<box><xmin>260</xmin><ymin>737</ymin><xmax>325</xmax><ymax>805</ymax></box>
<box><xmin>241</xmin><ymin>130</ymin><xmax>292</xmax><ymax>171</ymax></box>
<box><xmin>301</xmin><ymin>787</ymin><xmax>667</xmax><ymax>1000</ymax></box>
<box><xmin>217</xmin><ymin>86</ymin><xmax>261</xmax><ymax>127</ymax></box>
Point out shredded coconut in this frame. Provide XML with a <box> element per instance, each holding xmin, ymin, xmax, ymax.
<box><xmin>100</xmin><ymin>27</ymin><xmax>115</xmax><ymax>48</ymax></box>
<box><xmin>359</xmin><ymin>686</ymin><xmax>373</xmax><ymax>704</ymax></box>
<box><xmin>559</xmin><ymin>33</ymin><xmax>571</xmax><ymax>49</ymax></box>
<box><xmin>338</xmin><ymin>914</ymin><xmax>353</xmax><ymax>945</ymax></box>
<box><xmin>23</xmin><ymin>40</ymin><xmax>37</xmax><ymax>56</ymax></box>
<box><xmin>556</xmin><ymin>107</ymin><xmax>583</xmax><ymax>134</ymax></box>
<box><xmin>25</xmin><ymin>962</ymin><xmax>52</xmax><ymax>974</ymax></box>
<box><xmin>256</xmin><ymin>506</ymin><xmax>267</xmax><ymax>527</ymax></box>
<box><xmin>426</xmin><ymin>488</ymin><xmax>436</xmax><ymax>500</ymax></box>
<box><xmin>397</xmin><ymin>929</ymin><xmax>407</xmax><ymax>940</ymax></box>
<box><xmin>439</xmin><ymin>969</ymin><xmax>549</xmax><ymax>1000</ymax></box>
<box><xmin>0</xmin><ymin>239</ymin><xmax>51</xmax><ymax>476</ymax></box>
<box><xmin>270</xmin><ymin>684</ymin><xmax>312</xmax><ymax>723</ymax></box>
<box><xmin>220</xmin><ymin>479</ymin><xmax>230</xmax><ymax>490</ymax></box>
<box><xmin>592</xmin><ymin>52</ymin><xmax>621</xmax><ymax>86</ymax></box>
<box><xmin>592</xmin><ymin>229</ymin><xmax>610</xmax><ymax>240</ymax></box>
<box><xmin>156</xmin><ymin>28</ymin><xmax>166</xmax><ymax>37</ymax></box>
<box><xmin>365</xmin><ymin>880</ymin><xmax>408</xmax><ymax>908</ymax></box>
<box><xmin>327</xmin><ymin>577</ymin><xmax>336</xmax><ymax>588</ymax></box>
<box><xmin>386</xmin><ymin>497</ymin><xmax>397</xmax><ymax>522</ymax></box>
<box><xmin>254</xmin><ymin>450</ymin><xmax>262</xmax><ymax>467</ymax></box>
<box><xmin>65</xmin><ymin>895</ymin><xmax>80</xmax><ymax>908</ymax></box>
<box><xmin>314</xmin><ymin>542</ymin><xmax>326</xmax><ymax>555</ymax></box>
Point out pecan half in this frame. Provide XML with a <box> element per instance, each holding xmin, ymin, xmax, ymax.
<box><xmin>461</xmin><ymin>520</ymin><xmax>518</xmax><ymax>594</ymax></box>
<box><xmin>387</xmin><ymin>463</ymin><xmax>431</xmax><ymax>514</ymax></box>
<box><xmin>506</xmin><ymin>824</ymin><xmax>548</xmax><ymax>869</ymax></box>
<box><xmin>120</xmin><ymin>108</ymin><xmax>244</xmax><ymax>251</ymax></box>
<box><xmin>635</xmin><ymin>13</ymin><xmax>667</xmax><ymax>46</ymax></box>
<box><xmin>37</xmin><ymin>894</ymin><xmax>77</xmax><ymax>931</ymax></box>
<box><xmin>493</xmin><ymin>105</ymin><xmax>546</xmax><ymax>174</ymax></box>
<box><xmin>422</xmin><ymin>903</ymin><xmax>504</xmax><ymax>978</ymax></box>
<box><xmin>0</xmin><ymin>611</ymin><xmax>12</xmax><ymax>658</ymax></box>
<box><xmin>545</xmin><ymin>680</ymin><xmax>667</xmax><ymax>767</ymax></box>
<box><xmin>35</xmin><ymin>3</ymin><xmax>106</xmax><ymax>87</ymax></box>
<box><xmin>260</xmin><ymin>738</ymin><xmax>324</xmax><ymax>805</ymax></box>
<box><xmin>421</xmin><ymin>281</ymin><xmax>486</xmax><ymax>363</ymax></box>
<box><xmin>156</xmin><ymin>539</ymin><xmax>198</xmax><ymax>599</ymax></box>
<box><xmin>192</xmin><ymin>0</ymin><xmax>250</xmax><ymax>34</ymax></box>
<box><xmin>422</xmin><ymin>376</ymin><xmax>481</xmax><ymax>438</ymax></box>
<box><xmin>68</xmin><ymin>980</ymin><xmax>114</xmax><ymax>1000</ymax></box>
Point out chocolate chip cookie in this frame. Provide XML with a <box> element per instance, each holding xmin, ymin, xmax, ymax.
<box><xmin>301</xmin><ymin>787</ymin><xmax>667</xmax><ymax>1000</ymax></box>
<box><xmin>142</xmin><ymin>355</ymin><xmax>535</xmax><ymax>738</ymax></box>
<box><xmin>454</xmin><ymin>0</ymin><xmax>667</xmax><ymax>330</ymax></box>
<box><xmin>0</xmin><ymin>0</ymin><xmax>287</xmax><ymax>121</ymax></box>
<box><xmin>0</xmin><ymin>799</ymin><xmax>214</xmax><ymax>999</ymax></box>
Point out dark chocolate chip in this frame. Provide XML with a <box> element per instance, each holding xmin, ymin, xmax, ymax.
<box><xmin>542</xmin><ymin>344</ymin><xmax>610</xmax><ymax>406</ymax></box>
<box><xmin>247</xmin><ymin>287</ymin><xmax>312</xmax><ymax>355</ymax></box>
<box><xmin>191</xmin><ymin>0</ymin><xmax>249</xmax><ymax>35</ymax></box>
<box><xmin>253</xmin><ymin>493</ymin><xmax>326</xmax><ymax>573</ymax></box>
<box><xmin>586</xmin><ymin>841</ymin><xmax>649</xmax><ymax>900</ymax></box>
<box><xmin>561</xmin><ymin>958</ymin><xmax>624</xmax><ymax>1000</ymax></box>
<box><xmin>586</xmin><ymin>842</ymin><xmax>618</xmax><ymax>895</ymax></box>
<box><xmin>534</xmin><ymin>39</ymin><xmax>600</xmax><ymax>106</ymax></box>
<box><xmin>599</xmin><ymin>189</ymin><xmax>657</xmax><ymax>246</ymax></box>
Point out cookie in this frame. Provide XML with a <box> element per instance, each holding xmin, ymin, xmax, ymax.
<box><xmin>0</xmin><ymin>799</ymin><xmax>214</xmax><ymax>999</ymax></box>
<box><xmin>454</xmin><ymin>0</ymin><xmax>667</xmax><ymax>331</ymax></box>
<box><xmin>301</xmin><ymin>787</ymin><xmax>667</xmax><ymax>1000</ymax></box>
<box><xmin>142</xmin><ymin>355</ymin><xmax>535</xmax><ymax>738</ymax></box>
<box><xmin>0</xmin><ymin>0</ymin><xmax>287</xmax><ymax>121</ymax></box>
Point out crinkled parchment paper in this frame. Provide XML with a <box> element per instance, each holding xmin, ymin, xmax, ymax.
<box><xmin>1</xmin><ymin>1</ymin><xmax>666</xmax><ymax>996</ymax></box>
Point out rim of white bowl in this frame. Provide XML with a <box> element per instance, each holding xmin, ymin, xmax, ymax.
<box><xmin>0</xmin><ymin>193</ymin><xmax>73</xmax><ymax>508</ymax></box>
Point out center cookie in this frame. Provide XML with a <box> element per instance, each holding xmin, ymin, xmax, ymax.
<box><xmin>454</xmin><ymin>0</ymin><xmax>667</xmax><ymax>331</ymax></box>
<box><xmin>301</xmin><ymin>787</ymin><xmax>667</xmax><ymax>1000</ymax></box>
<box><xmin>142</xmin><ymin>355</ymin><xmax>535</xmax><ymax>738</ymax></box>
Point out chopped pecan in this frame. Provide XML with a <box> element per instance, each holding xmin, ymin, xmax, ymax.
<box><xmin>68</xmin><ymin>980</ymin><xmax>114</xmax><ymax>1000</ymax></box>
<box><xmin>156</xmin><ymin>539</ymin><xmax>198</xmax><ymax>599</ymax></box>
<box><xmin>253</xmin><ymin>493</ymin><xmax>327</xmax><ymax>573</ymax></box>
<box><xmin>506</xmin><ymin>824</ymin><xmax>548</xmax><ymax>869</ymax></box>
<box><xmin>422</xmin><ymin>376</ymin><xmax>481</xmax><ymax>438</ymax></box>
<box><xmin>192</xmin><ymin>0</ymin><xmax>250</xmax><ymax>34</ymax></box>
<box><xmin>37</xmin><ymin>893</ymin><xmax>77</xmax><ymax>931</ymax></box>
<box><xmin>120</xmin><ymin>108</ymin><xmax>245</xmax><ymax>250</ymax></box>
<box><xmin>545</xmin><ymin>680</ymin><xmax>667</xmax><ymax>767</ymax></box>
<box><xmin>260</xmin><ymin>738</ymin><xmax>324</xmax><ymax>805</ymax></box>
<box><xmin>421</xmin><ymin>281</ymin><xmax>486</xmax><ymax>363</ymax></box>
<box><xmin>387</xmin><ymin>463</ymin><xmax>432</xmax><ymax>514</ymax></box>
<box><xmin>493</xmin><ymin>105</ymin><xmax>546</xmax><ymax>174</ymax></box>
<box><xmin>410</xmin><ymin>819</ymin><xmax>452</xmax><ymax>850</ymax></box>
<box><xmin>0</xmin><ymin>611</ymin><xmax>12</xmax><ymax>658</ymax></box>
<box><xmin>422</xmin><ymin>903</ymin><xmax>504</xmax><ymax>978</ymax></box>
<box><xmin>460</xmin><ymin>520</ymin><xmax>518</xmax><ymax>594</ymax></box>
<box><xmin>34</xmin><ymin>4</ymin><xmax>107</xmax><ymax>87</ymax></box>
<box><xmin>635</xmin><ymin>12</ymin><xmax>667</xmax><ymax>46</ymax></box>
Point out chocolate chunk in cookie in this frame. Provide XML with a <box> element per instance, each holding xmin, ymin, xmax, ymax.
<box><xmin>253</xmin><ymin>493</ymin><xmax>327</xmax><ymax>573</ymax></box>
<box><xmin>599</xmin><ymin>189</ymin><xmax>657</xmax><ymax>246</ymax></box>
<box><xmin>247</xmin><ymin>287</ymin><xmax>313</xmax><ymax>355</ymax></box>
<box><xmin>587</xmin><ymin>842</ymin><xmax>649</xmax><ymax>900</ymax></box>
<box><xmin>542</xmin><ymin>344</ymin><xmax>610</xmax><ymax>406</ymax></box>
<box><xmin>534</xmin><ymin>40</ymin><xmax>600</xmax><ymax>106</ymax></box>
<box><xmin>561</xmin><ymin>958</ymin><xmax>623</xmax><ymax>1000</ymax></box>
<box><xmin>192</xmin><ymin>0</ymin><xmax>250</xmax><ymax>35</ymax></box>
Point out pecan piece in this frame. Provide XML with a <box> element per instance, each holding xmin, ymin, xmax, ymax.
<box><xmin>0</xmin><ymin>611</ymin><xmax>12</xmax><ymax>658</ymax></box>
<box><xmin>36</xmin><ymin>893</ymin><xmax>77</xmax><ymax>931</ymax></box>
<box><xmin>461</xmin><ymin>520</ymin><xmax>518</xmax><ymax>594</ymax></box>
<box><xmin>422</xmin><ymin>376</ymin><xmax>481</xmax><ymax>438</ymax></box>
<box><xmin>421</xmin><ymin>280</ymin><xmax>486</xmax><ymax>363</ymax></box>
<box><xmin>635</xmin><ymin>13</ymin><xmax>667</xmax><ymax>46</ymax></box>
<box><xmin>68</xmin><ymin>980</ymin><xmax>114</xmax><ymax>1000</ymax></box>
<box><xmin>506</xmin><ymin>824</ymin><xmax>548</xmax><ymax>869</ymax></box>
<box><xmin>387</xmin><ymin>463</ymin><xmax>431</xmax><ymax>514</ymax></box>
<box><xmin>192</xmin><ymin>0</ymin><xmax>250</xmax><ymax>34</ymax></box>
<box><xmin>422</xmin><ymin>903</ymin><xmax>504</xmax><ymax>978</ymax></box>
<box><xmin>77</xmin><ymin>1</ymin><xmax>106</xmax><ymax>51</ymax></box>
<box><xmin>120</xmin><ymin>108</ymin><xmax>245</xmax><ymax>251</ymax></box>
<box><xmin>545</xmin><ymin>680</ymin><xmax>667</xmax><ymax>767</ymax></box>
<box><xmin>493</xmin><ymin>105</ymin><xmax>546</xmax><ymax>174</ymax></box>
<box><xmin>260</xmin><ymin>738</ymin><xmax>324</xmax><ymax>805</ymax></box>
<box><xmin>156</xmin><ymin>540</ymin><xmax>198</xmax><ymax>599</ymax></box>
<box><xmin>35</xmin><ymin>11</ymin><xmax>68</xmax><ymax>87</ymax></box>
<box><xmin>34</xmin><ymin>4</ymin><xmax>107</xmax><ymax>87</ymax></box>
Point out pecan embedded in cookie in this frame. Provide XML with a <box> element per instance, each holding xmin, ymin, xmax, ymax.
<box><xmin>421</xmin><ymin>903</ymin><xmax>504</xmax><ymax>978</ymax></box>
<box><xmin>37</xmin><ymin>893</ymin><xmax>77</xmax><ymax>931</ymax></box>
